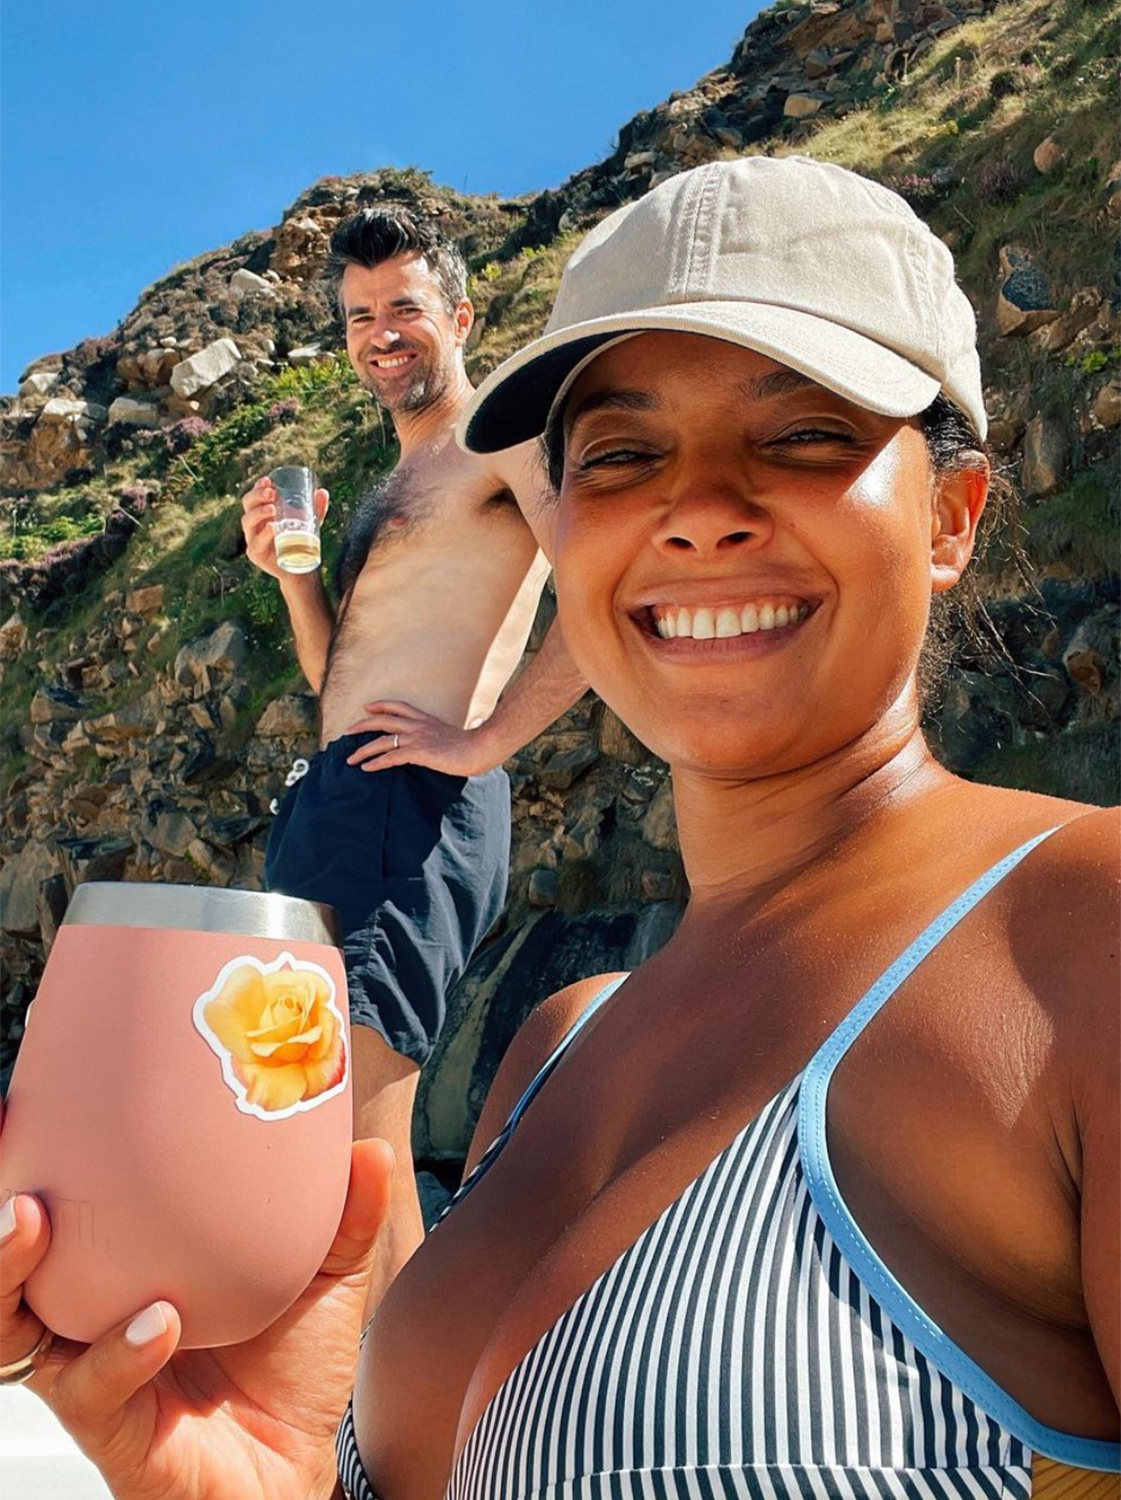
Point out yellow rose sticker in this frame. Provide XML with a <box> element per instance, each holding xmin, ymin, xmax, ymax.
<box><xmin>193</xmin><ymin>953</ymin><xmax>347</xmax><ymax>1119</ymax></box>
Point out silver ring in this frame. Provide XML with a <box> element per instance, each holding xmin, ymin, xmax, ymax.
<box><xmin>0</xmin><ymin>1324</ymin><xmax>54</xmax><ymax>1386</ymax></box>
<box><xmin>393</xmin><ymin>734</ymin><xmax>400</xmax><ymax>750</ymax></box>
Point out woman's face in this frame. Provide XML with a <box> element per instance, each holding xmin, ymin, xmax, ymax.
<box><xmin>552</xmin><ymin>332</ymin><xmax>980</xmax><ymax>777</ymax></box>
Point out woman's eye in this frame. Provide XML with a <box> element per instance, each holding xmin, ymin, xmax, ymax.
<box><xmin>578</xmin><ymin>448</ymin><xmax>656</xmax><ymax>470</ymax></box>
<box><xmin>774</xmin><ymin>428</ymin><xmax>856</xmax><ymax>446</ymax></box>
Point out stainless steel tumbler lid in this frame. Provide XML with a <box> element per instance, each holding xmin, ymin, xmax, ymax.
<box><xmin>62</xmin><ymin>882</ymin><xmax>339</xmax><ymax>946</ymax></box>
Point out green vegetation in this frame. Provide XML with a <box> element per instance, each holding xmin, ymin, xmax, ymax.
<box><xmin>1023</xmin><ymin>471</ymin><xmax>1120</xmax><ymax>579</ymax></box>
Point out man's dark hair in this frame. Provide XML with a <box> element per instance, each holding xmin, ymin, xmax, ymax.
<box><xmin>324</xmin><ymin>205</ymin><xmax>468</xmax><ymax>317</ymax></box>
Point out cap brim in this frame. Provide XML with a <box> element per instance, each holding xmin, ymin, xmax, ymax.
<box><xmin>459</xmin><ymin>302</ymin><xmax>943</xmax><ymax>454</ymax></box>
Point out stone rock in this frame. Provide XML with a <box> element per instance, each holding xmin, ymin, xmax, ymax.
<box><xmin>57</xmin><ymin>834</ymin><xmax>134</xmax><ymax>888</ymax></box>
<box><xmin>985</xmin><ymin>418</ymin><xmax>1021</xmax><ymax>453</ymax></box>
<box><xmin>1032</xmin><ymin>137</ymin><xmax>1067</xmax><ymax>174</ymax></box>
<box><xmin>117</xmin><ymin>347</ymin><xmax>180</xmax><ymax>389</ymax></box>
<box><xmin>286</xmin><ymin>345</ymin><xmax>325</xmax><ymax>366</ymax></box>
<box><xmin>20</xmin><ymin>371</ymin><xmax>59</xmax><ymax>397</ymax></box>
<box><xmin>641</xmin><ymin>779</ymin><xmax>678</xmax><ymax>851</ymax></box>
<box><xmin>0</xmin><ymin>614</ymin><xmax>28</xmax><ymax>663</ymax></box>
<box><xmin>539</xmin><ymin>743</ymin><xmax>599</xmax><ymax>790</ymax></box>
<box><xmin>29</xmin><ymin>684</ymin><xmax>82</xmax><ymax>726</ymax></box>
<box><xmin>784</xmin><ymin>93</ymin><xmax>825</xmax><ymax>118</ymax></box>
<box><xmin>1063</xmin><ymin>617</ymin><xmax>1113</xmax><ymax>697</ymax></box>
<box><xmin>1106</xmin><ymin>161</ymin><xmax>1121</xmax><ymax>222</ymax></box>
<box><xmin>528</xmin><ymin>867</ymin><xmax>560</xmax><ymax>907</ymax></box>
<box><xmin>995</xmin><ymin>247</ymin><xmax>1059</xmax><ymax>337</ymax></box>
<box><xmin>641</xmin><ymin>869</ymin><xmax>677</xmax><ymax>901</ymax></box>
<box><xmin>37</xmin><ymin>872</ymin><xmax>69</xmax><ymax>952</ymax></box>
<box><xmin>174</xmin><ymin>621</ymin><xmax>248</xmax><ymax>685</ymax></box>
<box><xmin>186</xmin><ymin>838</ymin><xmax>236</xmax><ymax>884</ymax></box>
<box><xmin>20</xmin><ymin>354</ymin><xmax>64</xmax><ymax>381</ymax></box>
<box><xmin>0</xmin><ymin>842</ymin><xmax>59</xmax><ymax>934</ymax></box>
<box><xmin>87</xmin><ymin>689</ymin><xmax>161</xmax><ymax>741</ymax></box>
<box><xmin>169</xmin><ymin>338</ymin><xmax>241</xmax><ymax>398</ymax></box>
<box><xmin>1032</xmin><ymin>289</ymin><xmax>1103</xmax><ymax>354</ymax></box>
<box><xmin>230</xmin><ymin>268</ymin><xmax>275</xmax><ymax>297</ymax></box>
<box><xmin>255</xmin><ymin>693</ymin><xmax>318</xmax><ymax>737</ymax></box>
<box><xmin>1021</xmin><ymin>414</ymin><xmax>1068</xmax><ymax>499</ymax></box>
<box><xmin>125</xmin><ymin>583</ymin><xmax>165</xmax><ymax>615</ymax></box>
<box><xmin>271</xmin><ymin>212</ymin><xmax>331</xmax><ymax>281</ymax></box>
<box><xmin>1091</xmin><ymin>380</ymin><xmax>1121</xmax><ymax>430</ymax></box>
<box><xmin>39</xmin><ymin>397</ymin><xmax>108</xmax><ymax>425</ymax></box>
<box><xmin>597</xmin><ymin>708</ymin><xmax>649</xmax><ymax>765</ymax></box>
<box><xmin>144</xmin><ymin>802</ymin><xmax>197</xmax><ymax>857</ymax></box>
<box><xmin>804</xmin><ymin>48</ymin><xmax>835</xmax><ymax>77</ymax></box>
<box><xmin>108</xmin><ymin>396</ymin><xmax>161</xmax><ymax>427</ymax></box>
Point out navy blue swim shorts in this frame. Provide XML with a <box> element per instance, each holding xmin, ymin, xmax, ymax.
<box><xmin>264</xmin><ymin>734</ymin><xmax>510</xmax><ymax>1067</ymax></box>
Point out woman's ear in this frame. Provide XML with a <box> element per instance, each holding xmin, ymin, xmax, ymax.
<box><xmin>931</xmin><ymin>460</ymin><xmax>989</xmax><ymax>594</ymax></box>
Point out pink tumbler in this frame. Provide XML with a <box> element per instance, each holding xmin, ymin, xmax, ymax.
<box><xmin>0</xmin><ymin>882</ymin><xmax>353</xmax><ymax>1348</ymax></box>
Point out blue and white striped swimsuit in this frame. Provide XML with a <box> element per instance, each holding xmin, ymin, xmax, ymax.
<box><xmin>338</xmin><ymin>830</ymin><xmax>1120</xmax><ymax>1498</ymax></box>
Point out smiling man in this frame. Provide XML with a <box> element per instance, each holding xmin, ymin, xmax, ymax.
<box><xmin>240</xmin><ymin>206</ymin><xmax>587</xmax><ymax>1298</ymax></box>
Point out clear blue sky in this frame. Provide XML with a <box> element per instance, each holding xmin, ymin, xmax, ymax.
<box><xmin>1</xmin><ymin>0</ymin><xmax>762</xmax><ymax>393</ymax></box>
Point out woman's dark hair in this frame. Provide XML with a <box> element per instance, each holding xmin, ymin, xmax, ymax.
<box><xmin>323</xmin><ymin>206</ymin><xmax>468</xmax><ymax>316</ymax></box>
<box><xmin>541</xmin><ymin>384</ymin><xmax>1016</xmax><ymax>705</ymax></box>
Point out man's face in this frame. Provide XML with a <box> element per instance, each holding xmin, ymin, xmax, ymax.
<box><xmin>340</xmin><ymin>253</ymin><xmax>470</xmax><ymax>415</ymax></box>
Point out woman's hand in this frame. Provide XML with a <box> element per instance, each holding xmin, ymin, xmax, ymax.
<box><xmin>0</xmin><ymin>1133</ymin><xmax>394</xmax><ymax>1500</ymax></box>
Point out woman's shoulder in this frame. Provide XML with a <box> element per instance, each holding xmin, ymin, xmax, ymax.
<box><xmin>462</xmin><ymin>972</ymin><xmax>628</xmax><ymax>1176</ymax></box>
<box><xmin>1000</xmin><ymin>801</ymin><xmax>1119</xmax><ymax>1043</ymax></box>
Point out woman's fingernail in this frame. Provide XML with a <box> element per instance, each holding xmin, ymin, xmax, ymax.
<box><xmin>0</xmin><ymin>1197</ymin><xmax>17</xmax><ymax>1243</ymax></box>
<box><xmin>125</xmin><ymin>1303</ymin><xmax>168</xmax><ymax>1347</ymax></box>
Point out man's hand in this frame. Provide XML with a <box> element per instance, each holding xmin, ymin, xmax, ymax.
<box><xmin>241</xmin><ymin>476</ymin><xmax>329</xmax><ymax>582</ymax></box>
<box><xmin>0</xmin><ymin>1131</ymin><xmax>394</xmax><ymax>1500</ymax></box>
<box><xmin>344</xmin><ymin>701</ymin><xmax>502</xmax><ymax>778</ymax></box>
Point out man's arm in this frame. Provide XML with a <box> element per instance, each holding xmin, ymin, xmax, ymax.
<box><xmin>241</xmin><ymin>476</ymin><xmax>335</xmax><ymax>693</ymax></box>
<box><xmin>339</xmin><ymin>613</ymin><xmax>589</xmax><ymax>776</ymax></box>
<box><xmin>279</xmin><ymin>572</ymin><xmax>335</xmax><ymax>695</ymax></box>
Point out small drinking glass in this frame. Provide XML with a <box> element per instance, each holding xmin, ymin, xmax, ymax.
<box><xmin>270</xmin><ymin>465</ymin><xmax>321</xmax><ymax>574</ymax></box>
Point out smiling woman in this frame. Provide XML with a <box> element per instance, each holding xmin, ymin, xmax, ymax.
<box><xmin>0</xmin><ymin>157</ymin><xmax>1117</xmax><ymax>1500</ymax></box>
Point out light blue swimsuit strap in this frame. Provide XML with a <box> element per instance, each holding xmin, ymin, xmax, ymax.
<box><xmin>503</xmin><ymin>974</ymin><xmax>628</xmax><ymax>1132</ymax></box>
<box><xmin>437</xmin><ymin>975</ymin><xmax>628</xmax><ymax>1220</ymax></box>
<box><xmin>799</xmin><ymin>826</ymin><xmax>1121</xmax><ymax>1473</ymax></box>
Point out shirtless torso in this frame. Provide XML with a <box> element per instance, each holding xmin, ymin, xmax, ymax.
<box><xmin>318</xmin><ymin>434</ymin><xmax>547</xmax><ymax>747</ymax></box>
<box><xmin>353</xmin><ymin>778</ymin><xmax>1119</xmax><ymax>1500</ymax></box>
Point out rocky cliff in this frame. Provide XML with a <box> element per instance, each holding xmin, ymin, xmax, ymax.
<box><xmin>2</xmin><ymin>0</ymin><xmax>1117</xmax><ymax>1188</ymax></box>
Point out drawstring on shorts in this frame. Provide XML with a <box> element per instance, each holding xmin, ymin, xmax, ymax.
<box><xmin>269</xmin><ymin>756</ymin><xmax>310</xmax><ymax>815</ymax></box>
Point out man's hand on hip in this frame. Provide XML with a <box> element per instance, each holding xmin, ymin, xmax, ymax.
<box><xmin>240</xmin><ymin>476</ymin><xmax>330</xmax><ymax>582</ymax></box>
<box><xmin>344</xmin><ymin>701</ymin><xmax>502</xmax><ymax>778</ymax></box>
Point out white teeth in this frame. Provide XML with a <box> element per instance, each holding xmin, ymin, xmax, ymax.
<box><xmin>692</xmin><ymin>607</ymin><xmax>715</xmax><ymax>640</ymax></box>
<box><xmin>654</xmin><ymin>600</ymin><xmax>810</xmax><ymax>639</ymax></box>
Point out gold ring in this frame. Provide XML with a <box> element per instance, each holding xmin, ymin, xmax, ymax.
<box><xmin>0</xmin><ymin>1324</ymin><xmax>54</xmax><ymax>1386</ymax></box>
<box><xmin>393</xmin><ymin>734</ymin><xmax>400</xmax><ymax>750</ymax></box>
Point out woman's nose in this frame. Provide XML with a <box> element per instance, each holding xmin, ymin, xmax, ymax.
<box><xmin>651</xmin><ymin>486</ymin><xmax>773</xmax><ymax>557</ymax></box>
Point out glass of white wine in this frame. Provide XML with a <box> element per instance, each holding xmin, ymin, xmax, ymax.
<box><xmin>270</xmin><ymin>465</ymin><xmax>321</xmax><ymax>574</ymax></box>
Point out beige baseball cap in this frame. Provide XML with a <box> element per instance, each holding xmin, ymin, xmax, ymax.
<box><xmin>458</xmin><ymin>155</ymin><xmax>986</xmax><ymax>453</ymax></box>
